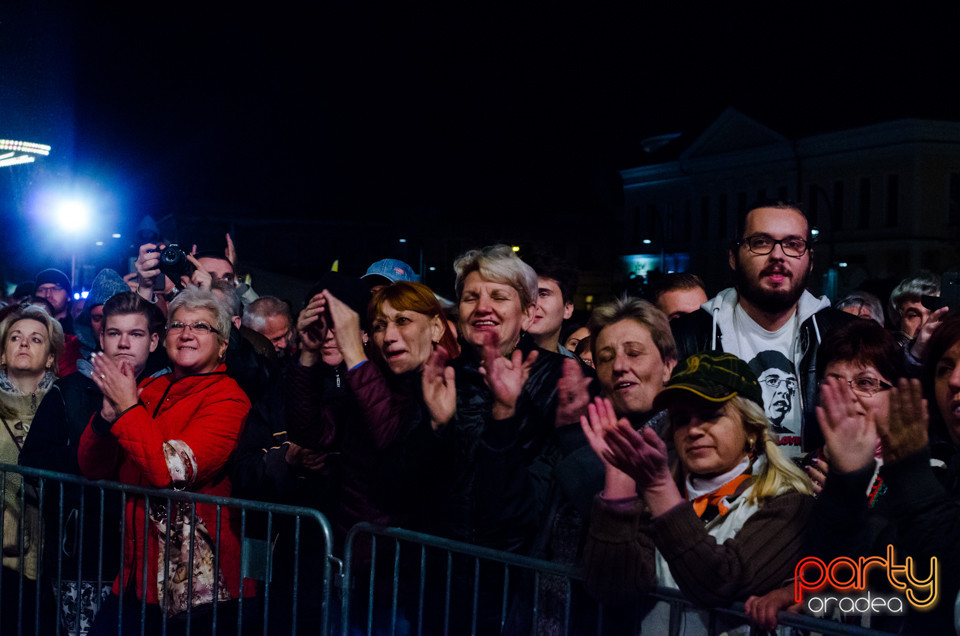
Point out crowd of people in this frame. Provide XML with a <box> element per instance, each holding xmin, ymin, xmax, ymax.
<box><xmin>0</xmin><ymin>200</ymin><xmax>958</xmax><ymax>634</ymax></box>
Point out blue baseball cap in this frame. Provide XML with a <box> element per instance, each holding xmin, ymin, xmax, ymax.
<box><xmin>362</xmin><ymin>259</ymin><xmax>419</xmax><ymax>284</ymax></box>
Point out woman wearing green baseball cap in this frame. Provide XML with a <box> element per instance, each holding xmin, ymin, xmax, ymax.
<box><xmin>580</xmin><ymin>351</ymin><xmax>814</xmax><ymax>633</ymax></box>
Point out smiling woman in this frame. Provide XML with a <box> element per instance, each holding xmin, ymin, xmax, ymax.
<box><xmin>581</xmin><ymin>352</ymin><xmax>813</xmax><ymax>633</ymax></box>
<box><xmin>77</xmin><ymin>288</ymin><xmax>252</xmax><ymax>633</ymax></box>
<box><xmin>586</xmin><ymin>297</ymin><xmax>677</xmax><ymax>422</ymax></box>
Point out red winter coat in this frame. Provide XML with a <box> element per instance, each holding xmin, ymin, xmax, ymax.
<box><xmin>77</xmin><ymin>365</ymin><xmax>252</xmax><ymax>603</ymax></box>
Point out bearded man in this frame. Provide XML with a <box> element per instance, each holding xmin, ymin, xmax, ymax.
<box><xmin>671</xmin><ymin>201</ymin><xmax>854</xmax><ymax>456</ymax></box>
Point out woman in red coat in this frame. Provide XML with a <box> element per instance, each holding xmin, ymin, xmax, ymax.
<box><xmin>79</xmin><ymin>288</ymin><xmax>251</xmax><ymax>635</ymax></box>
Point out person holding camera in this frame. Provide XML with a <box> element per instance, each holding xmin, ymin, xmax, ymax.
<box><xmin>133</xmin><ymin>241</ymin><xmax>276</xmax><ymax>402</ymax></box>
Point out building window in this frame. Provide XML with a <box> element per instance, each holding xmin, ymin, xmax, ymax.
<box><xmin>886</xmin><ymin>175</ymin><xmax>899</xmax><ymax>228</ymax></box>
<box><xmin>950</xmin><ymin>173</ymin><xmax>960</xmax><ymax>227</ymax></box>
<box><xmin>718</xmin><ymin>194</ymin><xmax>728</xmax><ymax>239</ymax></box>
<box><xmin>832</xmin><ymin>181</ymin><xmax>845</xmax><ymax>231</ymax></box>
<box><xmin>858</xmin><ymin>178</ymin><xmax>871</xmax><ymax>229</ymax></box>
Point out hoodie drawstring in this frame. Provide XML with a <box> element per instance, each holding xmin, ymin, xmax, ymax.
<box><xmin>711</xmin><ymin>305</ymin><xmax>721</xmax><ymax>350</ymax></box>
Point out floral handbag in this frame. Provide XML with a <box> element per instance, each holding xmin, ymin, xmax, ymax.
<box><xmin>151</xmin><ymin>440</ymin><xmax>231</xmax><ymax>617</ymax></box>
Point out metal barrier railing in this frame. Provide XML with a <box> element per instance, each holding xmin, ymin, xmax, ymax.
<box><xmin>342</xmin><ymin>522</ymin><xmax>896</xmax><ymax>636</ymax></box>
<box><xmin>0</xmin><ymin>462</ymin><xmax>900</xmax><ymax>635</ymax></box>
<box><xmin>0</xmin><ymin>462</ymin><xmax>338</xmax><ymax>636</ymax></box>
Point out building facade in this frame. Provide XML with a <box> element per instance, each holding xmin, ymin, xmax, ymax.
<box><xmin>619</xmin><ymin>109</ymin><xmax>960</xmax><ymax>299</ymax></box>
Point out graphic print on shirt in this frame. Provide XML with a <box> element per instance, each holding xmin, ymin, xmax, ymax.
<box><xmin>748</xmin><ymin>350</ymin><xmax>802</xmax><ymax>455</ymax></box>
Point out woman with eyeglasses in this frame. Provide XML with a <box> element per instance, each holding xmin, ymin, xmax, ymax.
<box><xmin>783</xmin><ymin>311</ymin><xmax>960</xmax><ymax>634</ymax></box>
<box><xmin>740</xmin><ymin>318</ymin><xmax>906</xmax><ymax>629</ymax></box>
<box><xmin>78</xmin><ymin>288</ymin><xmax>252</xmax><ymax>635</ymax></box>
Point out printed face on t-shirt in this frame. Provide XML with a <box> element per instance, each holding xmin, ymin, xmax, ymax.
<box><xmin>757</xmin><ymin>367</ymin><xmax>798</xmax><ymax>430</ymax></box>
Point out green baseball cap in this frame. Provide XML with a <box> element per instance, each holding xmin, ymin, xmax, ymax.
<box><xmin>653</xmin><ymin>351</ymin><xmax>763</xmax><ymax>411</ymax></box>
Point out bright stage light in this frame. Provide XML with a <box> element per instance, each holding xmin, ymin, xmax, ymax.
<box><xmin>56</xmin><ymin>200</ymin><xmax>91</xmax><ymax>232</ymax></box>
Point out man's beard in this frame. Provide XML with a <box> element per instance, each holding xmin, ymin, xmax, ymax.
<box><xmin>735</xmin><ymin>259</ymin><xmax>809</xmax><ymax>314</ymax></box>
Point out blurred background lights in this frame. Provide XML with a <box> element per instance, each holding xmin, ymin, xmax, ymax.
<box><xmin>0</xmin><ymin>139</ymin><xmax>51</xmax><ymax>168</ymax></box>
<box><xmin>112</xmin><ymin>233</ymin><xmax>121</xmax><ymax>238</ymax></box>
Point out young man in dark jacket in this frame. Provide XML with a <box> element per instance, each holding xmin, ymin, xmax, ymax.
<box><xmin>20</xmin><ymin>292</ymin><xmax>165</xmax><ymax>634</ymax></box>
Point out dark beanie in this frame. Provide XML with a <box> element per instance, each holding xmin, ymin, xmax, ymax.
<box><xmin>35</xmin><ymin>268</ymin><xmax>72</xmax><ymax>298</ymax></box>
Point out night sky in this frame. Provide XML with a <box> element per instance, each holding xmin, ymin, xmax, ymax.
<box><xmin>2</xmin><ymin>4</ymin><xmax>959</xmax><ymax>285</ymax></box>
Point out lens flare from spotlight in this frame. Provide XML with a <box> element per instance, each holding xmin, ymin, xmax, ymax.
<box><xmin>56</xmin><ymin>200</ymin><xmax>91</xmax><ymax>231</ymax></box>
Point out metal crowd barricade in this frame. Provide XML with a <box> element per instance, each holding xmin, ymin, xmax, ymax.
<box><xmin>342</xmin><ymin>522</ymin><xmax>897</xmax><ymax>636</ymax></box>
<box><xmin>0</xmin><ymin>462</ymin><xmax>338</xmax><ymax>636</ymax></box>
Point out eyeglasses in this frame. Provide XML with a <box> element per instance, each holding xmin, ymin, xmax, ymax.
<box><xmin>760</xmin><ymin>375</ymin><xmax>799</xmax><ymax>392</ymax></box>
<box><xmin>822</xmin><ymin>373</ymin><xmax>892</xmax><ymax>397</ymax></box>
<box><xmin>738</xmin><ymin>234</ymin><xmax>809</xmax><ymax>258</ymax></box>
<box><xmin>36</xmin><ymin>284</ymin><xmax>65</xmax><ymax>293</ymax></box>
<box><xmin>168</xmin><ymin>321</ymin><xmax>220</xmax><ymax>336</ymax></box>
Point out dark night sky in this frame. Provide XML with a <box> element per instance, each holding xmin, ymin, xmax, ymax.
<box><xmin>3</xmin><ymin>4</ymin><xmax>960</xmax><ymax>282</ymax></box>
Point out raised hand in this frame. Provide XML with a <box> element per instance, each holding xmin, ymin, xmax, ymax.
<box><xmin>580</xmin><ymin>396</ymin><xmax>637</xmax><ymax>498</ymax></box>
<box><xmin>910</xmin><ymin>306</ymin><xmax>949</xmax><ymax>362</ymax></box>
<box><xmin>422</xmin><ymin>346</ymin><xmax>456</xmax><ymax>430</ymax></box>
<box><xmin>555</xmin><ymin>357</ymin><xmax>592</xmax><ymax>428</ymax></box>
<box><xmin>877</xmin><ymin>378</ymin><xmax>928</xmax><ymax>464</ymax></box>
<box><xmin>604</xmin><ymin>416</ymin><xmax>672</xmax><ymax>493</ymax></box>
<box><xmin>225</xmin><ymin>233</ymin><xmax>237</xmax><ymax>267</ymax></box>
<box><xmin>582</xmin><ymin>396</ymin><xmax>679</xmax><ymax>512</ymax></box>
<box><xmin>580</xmin><ymin>396</ymin><xmax>618</xmax><ymax>463</ymax></box>
<box><xmin>297</xmin><ymin>293</ymin><xmax>328</xmax><ymax>366</ymax></box>
<box><xmin>134</xmin><ymin>243</ymin><xmax>168</xmax><ymax>297</ymax></box>
<box><xmin>91</xmin><ymin>352</ymin><xmax>139</xmax><ymax>422</ymax></box>
<box><xmin>123</xmin><ymin>272</ymin><xmax>139</xmax><ymax>293</ymax></box>
<box><xmin>815</xmin><ymin>376</ymin><xmax>877</xmax><ymax>474</ymax></box>
<box><xmin>321</xmin><ymin>290</ymin><xmax>365</xmax><ymax>368</ymax></box>
<box><xmin>478</xmin><ymin>330</ymin><xmax>538</xmax><ymax>420</ymax></box>
<box><xmin>185</xmin><ymin>253</ymin><xmax>212</xmax><ymax>290</ymax></box>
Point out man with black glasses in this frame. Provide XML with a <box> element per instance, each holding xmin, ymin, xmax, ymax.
<box><xmin>671</xmin><ymin>201</ymin><xmax>853</xmax><ymax>457</ymax></box>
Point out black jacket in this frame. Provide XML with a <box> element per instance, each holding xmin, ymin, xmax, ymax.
<box><xmin>20</xmin><ymin>372</ymin><xmax>122</xmax><ymax>579</ymax></box>
<box><xmin>438</xmin><ymin>334</ymin><xmax>595</xmax><ymax>552</ymax></box>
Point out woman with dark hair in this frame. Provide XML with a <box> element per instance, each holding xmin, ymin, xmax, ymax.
<box><xmin>746</xmin><ymin>318</ymin><xmax>905</xmax><ymax>628</ymax></box>
<box><xmin>921</xmin><ymin>313</ymin><xmax>960</xmax><ymax>489</ymax></box>
<box><xmin>795</xmin><ymin>315</ymin><xmax>960</xmax><ymax>633</ymax></box>
<box><xmin>802</xmin><ymin>319</ymin><xmax>906</xmax><ymax>492</ymax></box>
